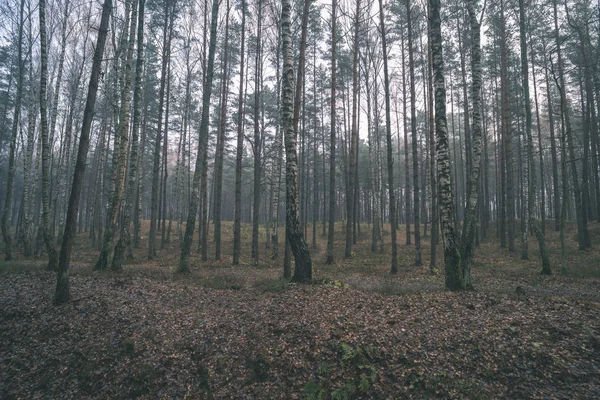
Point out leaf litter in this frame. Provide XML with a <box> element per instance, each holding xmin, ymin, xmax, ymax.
<box><xmin>1</xmin><ymin>267</ymin><xmax>600</xmax><ymax>399</ymax></box>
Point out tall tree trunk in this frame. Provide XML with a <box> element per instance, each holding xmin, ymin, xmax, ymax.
<box><xmin>149</xmin><ymin>1</ymin><xmax>173</xmax><ymax>259</ymax></box>
<box><xmin>252</xmin><ymin>0</ymin><xmax>263</xmax><ymax>263</ymax></box>
<box><xmin>312</xmin><ymin>42</ymin><xmax>319</xmax><ymax>250</ymax></box>
<box><xmin>282</xmin><ymin>0</ymin><xmax>312</xmax><ymax>282</ymax></box>
<box><xmin>112</xmin><ymin>0</ymin><xmax>145</xmax><ymax>271</ymax></box>
<box><xmin>554</xmin><ymin>0</ymin><xmax>587</xmax><ymax>250</ymax></box>
<box><xmin>427</xmin><ymin>0</ymin><xmax>437</xmax><ymax>272</ymax></box>
<box><xmin>363</xmin><ymin>58</ymin><xmax>380</xmax><ymax>253</ymax></box>
<box><xmin>213</xmin><ymin>0</ymin><xmax>230</xmax><ymax>261</ymax></box>
<box><xmin>49</xmin><ymin>0</ymin><xmax>71</xmax><ymax>240</ymax></box>
<box><xmin>21</xmin><ymin>50</ymin><xmax>36</xmax><ymax>257</ymax></box>
<box><xmin>272</xmin><ymin>28</ymin><xmax>283</xmax><ymax>260</ymax></box>
<box><xmin>566</xmin><ymin>3</ymin><xmax>592</xmax><ymax>248</ymax></box>
<box><xmin>500</xmin><ymin>0</ymin><xmax>515</xmax><ymax>252</ymax></box>
<box><xmin>542</xmin><ymin>37</ymin><xmax>560</xmax><ymax>232</ymax></box>
<box><xmin>379</xmin><ymin>0</ymin><xmax>398</xmax><ymax>273</ymax></box>
<box><xmin>345</xmin><ymin>0</ymin><xmax>360</xmax><ymax>259</ymax></box>
<box><xmin>1</xmin><ymin>0</ymin><xmax>24</xmax><ymax>261</ymax></box>
<box><xmin>39</xmin><ymin>0</ymin><xmax>59</xmax><ymax>271</ymax></box>
<box><xmin>161</xmin><ymin>53</ymin><xmax>172</xmax><ymax>248</ymax></box>
<box><xmin>407</xmin><ymin>0</ymin><xmax>421</xmax><ymax>266</ymax></box>
<box><xmin>95</xmin><ymin>0</ymin><xmax>135</xmax><ymax>270</ymax></box>
<box><xmin>55</xmin><ymin>0</ymin><xmax>113</xmax><ymax>305</ymax></box>
<box><xmin>458</xmin><ymin>0</ymin><xmax>484</xmax><ymax>289</ymax></box>
<box><xmin>233</xmin><ymin>0</ymin><xmax>246</xmax><ymax>265</ymax></box>
<box><xmin>326</xmin><ymin>0</ymin><xmax>337</xmax><ymax>266</ymax></box>
<box><xmin>179</xmin><ymin>0</ymin><xmax>219</xmax><ymax>272</ymax></box>
<box><xmin>530</xmin><ymin>39</ymin><xmax>546</xmax><ymax>235</ymax></box>
<box><xmin>430</xmin><ymin>0</ymin><xmax>461</xmax><ymax>290</ymax></box>
<box><xmin>402</xmin><ymin>31</ymin><xmax>411</xmax><ymax>246</ymax></box>
<box><xmin>519</xmin><ymin>0</ymin><xmax>550</xmax><ymax>273</ymax></box>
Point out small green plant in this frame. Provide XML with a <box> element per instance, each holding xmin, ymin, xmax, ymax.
<box><xmin>331</xmin><ymin>380</ymin><xmax>356</xmax><ymax>400</ymax></box>
<box><xmin>336</xmin><ymin>342</ymin><xmax>380</xmax><ymax>394</ymax></box>
<box><xmin>304</xmin><ymin>380</ymin><xmax>324</xmax><ymax>400</ymax></box>
<box><xmin>246</xmin><ymin>353</ymin><xmax>270</xmax><ymax>383</ymax></box>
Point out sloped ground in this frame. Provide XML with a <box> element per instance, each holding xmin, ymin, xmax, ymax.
<box><xmin>1</xmin><ymin>269</ymin><xmax>599</xmax><ymax>399</ymax></box>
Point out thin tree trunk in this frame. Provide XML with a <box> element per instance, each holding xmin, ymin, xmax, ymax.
<box><xmin>500</xmin><ymin>0</ymin><xmax>515</xmax><ymax>252</ymax></box>
<box><xmin>179</xmin><ymin>0</ymin><xmax>219</xmax><ymax>272</ymax></box>
<box><xmin>427</xmin><ymin>0</ymin><xmax>437</xmax><ymax>272</ymax></box>
<box><xmin>149</xmin><ymin>1</ymin><xmax>173</xmax><ymax>259</ymax></box>
<box><xmin>55</xmin><ymin>0</ymin><xmax>113</xmax><ymax>304</ymax></box>
<box><xmin>530</xmin><ymin>38</ymin><xmax>546</xmax><ymax>235</ymax></box>
<box><xmin>458</xmin><ymin>0</ymin><xmax>484</xmax><ymax>289</ymax></box>
<box><xmin>112</xmin><ymin>0</ymin><xmax>145</xmax><ymax>271</ymax></box>
<box><xmin>402</xmin><ymin>31</ymin><xmax>411</xmax><ymax>246</ymax></box>
<box><xmin>326</xmin><ymin>0</ymin><xmax>337</xmax><ymax>266</ymax></box>
<box><xmin>252</xmin><ymin>0</ymin><xmax>263</xmax><ymax>263</ymax></box>
<box><xmin>345</xmin><ymin>0</ymin><xmax>360</xmax><ymax>258</ymax></box>
<box><xmin>161</xmin><ymin>51</ymin><xmax>172</xmax><ymax>248</ymax></box>
<box><xmin>233</xmin><ymin>0</ymin><xmax>246</xmax><ymax>265</ymax></box>
<box><xmin>1</xmin><ymin>0</ymin><xmax>24</xmax><ymax>261</ymax></box>
<box><xmin>407</xmin><ymin>0</ymin><xmax>421</xmax><ymax>266</ymax></box>
<box><xmin>542</xmin><ymin>37</ymin><xmax>560</xmax><ymax>232</ymax></box>
<box><xmin>518</xmin><ymin>0</ymin><xmax>551</xmax><ymax>274</ymax></box>
<box><xmin>379</xmin><ymin>0</ymin><xmax>397</xmax><ymax>273</ymax></box>
<box><xmin>213</xmin><ymin>0</ymin><xmax>230</xmax><ymax>261</ymax></box>
<box><xmin>39</xmin><ymin>0</ymin><xmax>59</xmax><ymax>271</ymax></box>
<box><xmin>95</xmin><ymin>0</ymin><xmax>135</xmax><ymax>270</ymax></box>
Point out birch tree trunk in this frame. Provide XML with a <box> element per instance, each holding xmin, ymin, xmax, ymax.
<box><xmin>95</xmin><ymin>0</ymin><xmax>136</xmax><ymax>270</ymax></box>
<box><xmin>112</xmin><ymin>0</ymin><xmax>145</xmax><ymax>271</ymax></box>
<box><xmin>458</xmin><ymin>0</ymin><xmax>484</xmax><ymax>289</ymax></box>
<box><xmin>282</xmin><ymin>0</ymin><xmax>312</xmax><ymax>282</ymax></box>
<box><xmin>271</xmin><ymin>26</ymin><xmax>283</xmax><ymax>260</ymax></box>
<box><xmin>430</xmin><ymin>0</ymin><xmax>461</xmax><ymax>291</ymax></box>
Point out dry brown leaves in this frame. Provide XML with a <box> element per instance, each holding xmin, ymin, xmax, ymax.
<box><xmin>1</xmin><ymin>268</ymin><xmax>600</xmax><ymax>399</ymax></box>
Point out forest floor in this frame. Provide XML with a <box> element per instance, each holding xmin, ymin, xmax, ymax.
<box><xmin>1</xmin><ymin>221</ymin><xmax>600</xmax><ymax>399</ymax></box>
